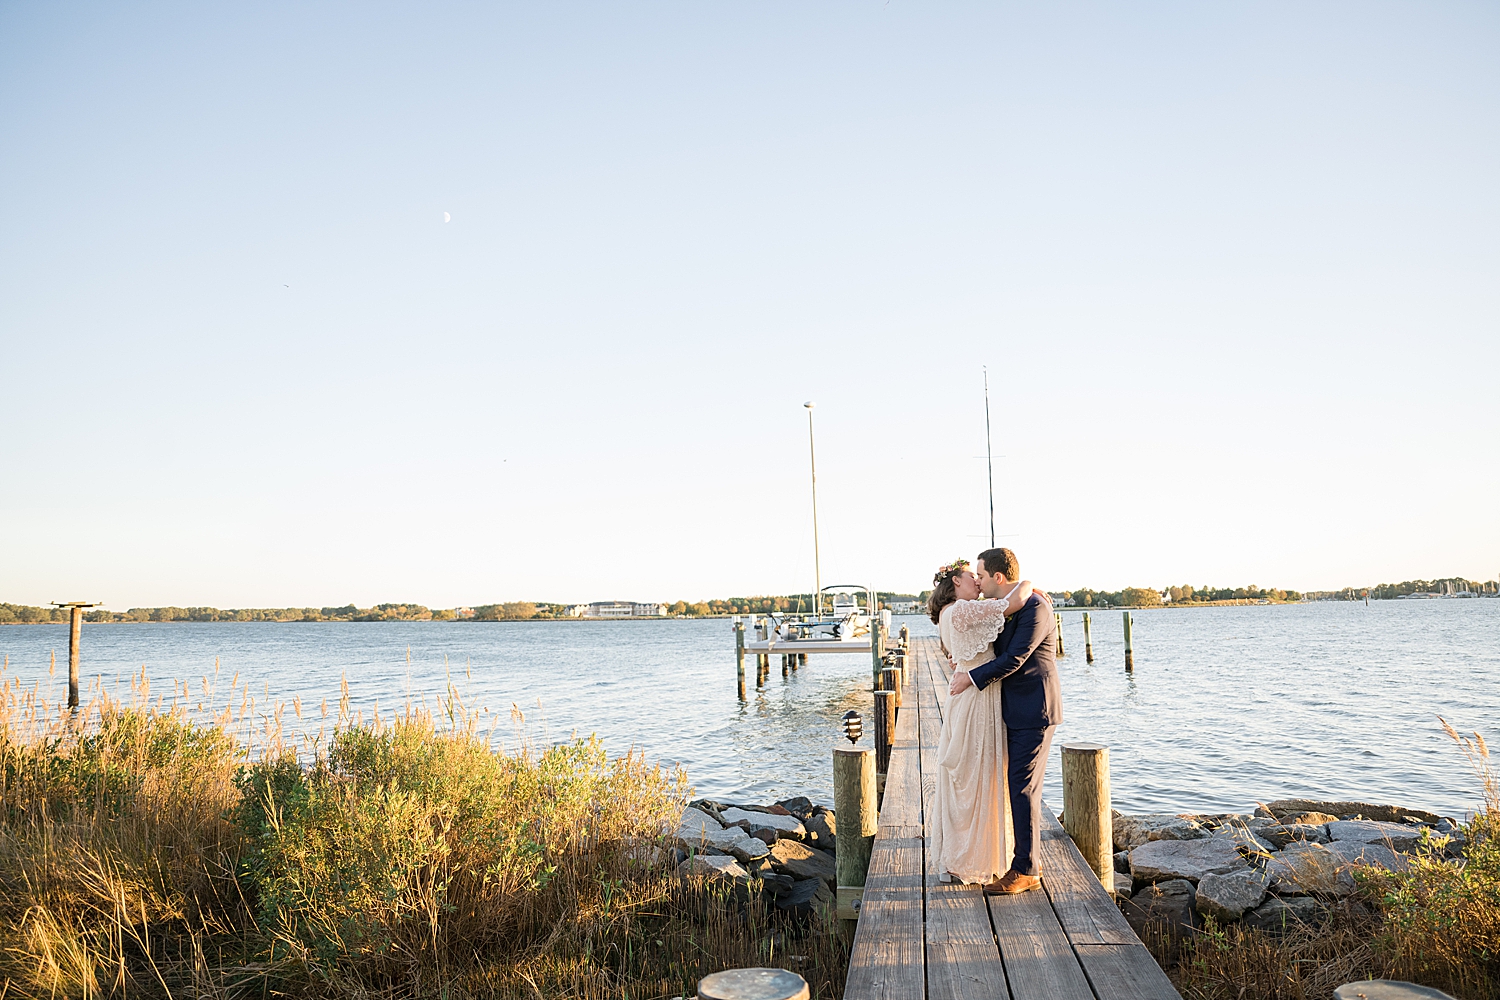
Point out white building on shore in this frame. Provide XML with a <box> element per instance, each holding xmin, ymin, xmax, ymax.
<box><xmin>576</xmin><ymin>601</ymin><xmax>669</xmax><ymax>618</ymax></box>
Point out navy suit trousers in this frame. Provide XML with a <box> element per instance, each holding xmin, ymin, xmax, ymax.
<box><xmin>1007</xmin><ymin>725</ymin><xmax>1057</xmax><ymax>876</ymax></box>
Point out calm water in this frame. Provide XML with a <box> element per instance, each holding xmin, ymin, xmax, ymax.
<box><xmin>1</xmin><ymin>600</ymin><xmax>1496</xmax><ymax>818</ymax></box>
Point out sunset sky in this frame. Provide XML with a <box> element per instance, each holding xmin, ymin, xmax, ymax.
<box><xmin>2</xmin><ymin>2</ymin><xmax>1496</xmax><ymax>608</ymax></box>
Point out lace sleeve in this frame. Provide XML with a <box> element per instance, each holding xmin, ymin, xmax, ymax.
<box><xmin>947</xmin><ymin>599</ymin><xmax>1009</xmax><ymax>663</ymax></box>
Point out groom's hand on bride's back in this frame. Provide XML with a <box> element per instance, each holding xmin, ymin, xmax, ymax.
<box><xmin>948</xmin><ymin>665</ymin><xmax>974</xmax><ymax>696</ymax></box>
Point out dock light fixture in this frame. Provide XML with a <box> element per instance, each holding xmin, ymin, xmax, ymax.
<box><xmin>841</xmin><ymin>710</ymin><xmax>862</xmax><ymax>744</ymax></box>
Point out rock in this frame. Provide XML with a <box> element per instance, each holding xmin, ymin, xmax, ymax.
<box><xmin>1131</xmin><ymin>838</ymin><xmax>1247</xmax><ymax>883</ymax></box>
<box><xmin>805</xmin><ymin>812</ymin><xmax>836</xmax><ymax>849</ymax></box>
<box><xmin>678</xmin><ymin>854</ymin><xmax>750</xmax><ymax>881</ymax></box>
<box><xmin>1281</xmin><ymin>811</ymin><xmax>1340</xmax><ymax>825</ymax></box>
<box><xmin>1260</xmin><ymin>823</ymin><xmax>1331</xmax><ymax>849</ymax></box>
<box><xmin>1113</xmin><ymin>814</ymin><xmax>1212</xmax><ymax>850</ymax></box>
<box><xmin>1122</xmin><ymin>878</ymin><xmax>1196</xmax><ymax>935</ymax></box>
<box><xmin>1114</xmin><ymin>850</ymin><xmax>1131</xmax><ymax>874</ymax></box>
<box><xmin>1113</xmin><ymin>872</ymin><xmax>1134</xmax><ymax>899</ymax></box>
<box><xmin>759</xmin><ymin>871</ymin><xmax>796</xmax><ymax>895</ymax></box>
<box><xmin>678</xmin><ymin>814</ymin><xmax>771</xmax><ymax>863</ymax></box>
<box><xmin>1194</xmin><ymin>870</ymin><xmax>1269</xmax><ymax>922</ymax></box>
<box><xmin>721</xmin><ymin>807</ymin><xmax>807</xmax><ymax>841</ymax></box>
<box><xmin>774</xmin><ymin>877</ymin><xmax>834</xmax><ymax>918</ymax></box>
<box><xmin>1327</xmin><ymin>820</ymin><xmax>1423</xmax><ymax>852</ymax></box>
<box><xmin>1244</xmin><ymin>895</ymin><xmax>1325</xmax><ymax>934</ymax></box>
<box><xmin>1264</xmin><ymin>842</ymin><xmax>1344</xmax><ymax>895</ymax></box>
<box><xmin>768</xmin><ymin>839</ymin><xmax>838</xmax><ymax>883</ymax></box>
<box><xmin>1264</xmin><ymin>799</ymin><xmax>1445</xmax><ymax>826</ymax></box>
<box><xmin>776</xmin><ymin>796</ymin><xmax>815</xmax><ymax>819</ymax></box>
<box><xmin>678</xmin><ymin>806</ymin><xmax>723</xmax><ymax>841</ymax></box>
<box><xmin>1253</xmin><ymin>804</ymin><xmax>1277</xmax><ymax>819</ymax></box>
<box><xmin>751</xmin><ymin>829</ymin><xmax>778</xmax><ymax>846</ymax></box>
<box><xmin>1212</xmin><ymin>826</ymin><xmax>1276</xmax><ymax>854</ymax></box>
<box><xmin>688</xmin><ymin>799</ymin><xmax>727</xmax><ymax>821</ymax></box>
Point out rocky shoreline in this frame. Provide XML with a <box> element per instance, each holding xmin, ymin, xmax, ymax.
<box><xmin>1112</xmin><ymin>798</ymin><xmax>1462</xmax><ymax>934</ymax></box>
<box><xmin>670</xmin><ymin>796</ymin><xmax>839</xmax><ymax>918</ymax></box>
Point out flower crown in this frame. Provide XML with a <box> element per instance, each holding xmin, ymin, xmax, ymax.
<box><xmin>933</xmin><ymin>558</ymin><xmax>970</xmax><ymax>586</ymax></box>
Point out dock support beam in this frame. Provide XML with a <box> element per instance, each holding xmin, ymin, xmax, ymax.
<box><xmin>881</xmin><ymin>665</ymin><xmax>902</xmax><ymax>708</ymax></box>
<box><xmin>874</xmin><ymin>689</ymin><xmax>896</xmax><ymax>779</ymax></box>
<box><xmin>833</xmin><ymin>745</ymin><xmax>876</xmax><ymax>920</ymax></box>
<box><xmin>1061</xmin><ymin>742</ymin><xmax>1113</xmax><ymax>888</ymax></box>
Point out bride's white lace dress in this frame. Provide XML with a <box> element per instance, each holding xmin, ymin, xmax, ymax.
<box><xmin>932</xmin><ymin>598</ymin><xmax>1014</xmax><ymax>883</ymax></box>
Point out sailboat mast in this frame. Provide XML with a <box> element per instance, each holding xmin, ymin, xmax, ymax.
<box><xmin>805</xmin><ymin>402</ymin><xmax>822</xmax><ymax>617</ymax></box>
<box><xmin>984</xmin><ymin>367</ymin><xmax>995</xmax><ymax>547</ymax></box>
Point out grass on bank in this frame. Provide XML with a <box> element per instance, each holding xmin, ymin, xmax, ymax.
<box><xmin>1154</xmin><ymin>719</ymin><xmax>1500</xmax><ymax>1000</ymax></box>
<box><xmin>0</xmin><ymin>677</ymin><xmax>849</xmax><ymax>999</ymax></box>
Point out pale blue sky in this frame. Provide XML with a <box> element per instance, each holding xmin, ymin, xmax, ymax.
<box><xmin>2</xmin><ymin>2</ymin><xmax>1496</xmax><ymax>609</ymax></box>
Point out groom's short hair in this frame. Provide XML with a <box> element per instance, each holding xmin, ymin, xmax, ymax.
<box><xmin>978</xmin><ymin>547</ymin><xmax>1020</xmax><ymax>581</ymax></box>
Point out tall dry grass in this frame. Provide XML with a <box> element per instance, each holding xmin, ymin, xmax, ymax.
<box><xmin>0</xmin><ymin>674</ymin><xmax>850</xmax><ymax>999</ymax></box>
<box><xmin>1164</xmin><ymin>719</ymin><xmax>1500</xmax><ymax>1000</ymax></box>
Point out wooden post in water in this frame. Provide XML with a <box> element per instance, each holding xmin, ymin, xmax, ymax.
<box><xmin>735</xmin><ymin>622</ymin><xmax>746</xmax><ymax>701</ymax></box>
<box><xmin>1123</xmin><ymin>611</ymin><xmax>1134</xmax><ymax>671</ymax></box>
<box><xmin>893</xmin><ymin>651</ymin><xmax>907</xmax><ymax>692</ymax></box>
<box><xmin>53</xmin><ymin>602</ymin><xmax>98</xmax><ymax>710</ymax></box>
<box><xmin>1083</xmin><ymin>611</ymin><xmax>1094</xmax><ymax>663</ymax></box>
<box><xmin>833</xmin><ymin>745</ymin><xmax>876</xmax><ymax>920</ymax></box>
<box><xmin>1054</xmin><ymin>612</ymin><xmax>1065</xmax><ymax>656</ymax></box>
<box><xmin>798</xmin><ymin>652</ymin><xmax>806</xmax><ymax>667</ymax></box>
<box><xmin>870</xmin><ymin>618</ymin><xmax>884</xmax><ymax>684</ymax></box>
<box><xmin>699</xmin><ymin>969</ymin><xmax>809</xmax><ymax>1000</ymax></box>
<box><xmin>782</xmin><ymin>654</ymin><xmax>789</xmax><ymax>679</ymax></box>
<box><xmin>67</xmin><ymin>607</ymin><xmax>82</xmax><ymax>708</ymax></box>
<box><xmin>881</xmin><ymin>665</ymin><xmax>902</xmax><ymax>709</ymax></box>
<box><xmin>1061</xmin><ymin>742</ymin><xmax>1113</xmax><ymax>888</ymax></box>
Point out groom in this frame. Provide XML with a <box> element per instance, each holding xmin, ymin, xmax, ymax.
<box><xmin>948</xmin><ymin>547</ymin><xmax>1062</xmax><ymax>895</ymax></box>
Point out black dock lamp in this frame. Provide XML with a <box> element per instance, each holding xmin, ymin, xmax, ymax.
<box><xmin>841</xmin><ymin>710</ymin><xmax>862</xmax><ymax>744</ymax></box>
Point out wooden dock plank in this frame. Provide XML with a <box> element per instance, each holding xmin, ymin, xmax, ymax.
<box><xmin>845</xmin><ymin>832</ymin><xmax>925</xmax><ymax>1000</ymax></box>
<box><xmin>1074</xmin><ymin>944</ymin><xmax>1182</xmax><ymax>1000</ymax></box>
<box><xmin>1038</xmin><ymin>812</ymin><xmax>1138</xmax><ymax>946</ymax></box>
<box><xmin>926</xmin><ymin>882</ymin><xmax>1012</xmax><ymax>1000</ymax></box>
<box><xmin>881</xmin><ymin>745</ymin><xmax>922</xmax><ymax>828</ymax></box>
<box><xmin>989</xmin><ymin>888</ymin><xmax>1096</xmax><ymax>1000</ymax></box>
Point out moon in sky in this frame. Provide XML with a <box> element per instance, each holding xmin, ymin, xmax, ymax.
<box><xmin>443</xmin><ymin>212</ymin><xmax>451</xmax><ymax>223</ymax></box>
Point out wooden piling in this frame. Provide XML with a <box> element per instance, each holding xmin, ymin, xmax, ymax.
<box><xmin>873</xmin><ymin>689</ymin><xmax>896</xmax><ymax>778</ymax></box>
<box><xmin>833</xmin><ymin>744</ymin><xmax>876</xmax><ymax>920</ymax></box>
<box><xmin>1123</xmin><ymin>611</ymin><xmax>1134</xmax><ymax>671</ymax></box>
<box><xmin>1083</xmin><ymin>611</ymin><xmax>1094</xmax><ymax>663</ymax></box>
<box><xmin>893</xmin><ymin>651</ymin><xmax>906</xmax><ymax>691</ymax></box>
<box><xmin>699</xmin><ymin>969</ymin><xmax>810</xmax><ymax>1000</ymax></box>
<box><xmin>67</xmin><ymin>606</ymin><xmax>82</xmax><ymax>708</ymax></box>
<box><xmin>870</xmin><ymin>618</ymin><xmax>884</xmax><ymax>684</ymax></box>
<box><xmin>881</xmin><ymin>665</ymin><xmax>902</xmax><ymax>708</ymax></box>
<box><xmin>1061</xmin><ymin>742</ymin><xmax>1113</xmax><ymax>888</ymax></box>
<box><xmin>1054</xmin><ymin>612</ymin><xmax>1065</xmax><ymax>656</ymax></box>
<box><xmin>782</xmin><ymin>654</ymin><xmax>789</xmax><ymax>679</ymax></box>
<box><xmin>798</xmin><ymin>652</ymin><xmax>806</xmax><ymax>667</ymax></box>
<box><xmin>735</xmin><ymin>622</ymin><xmax>746</xmax><ymax>701</ymax></box>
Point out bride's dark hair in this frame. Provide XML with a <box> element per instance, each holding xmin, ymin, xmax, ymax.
<box><xmin>927</xmin><ymin>559</ymin><xmax>970</xmax><ymax>624</ymax></box>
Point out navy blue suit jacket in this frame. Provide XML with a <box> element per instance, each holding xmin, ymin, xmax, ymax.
<box><xmin>968</xmin><ymin>594</ymin><xmax>1062</xmax><ymax>729</ymax></box>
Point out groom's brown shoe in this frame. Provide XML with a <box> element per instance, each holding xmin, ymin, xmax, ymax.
<box><xmin>983</xmin><ymin>870</ymin><xmax>1042</xmax><ymax>896</ymax></box>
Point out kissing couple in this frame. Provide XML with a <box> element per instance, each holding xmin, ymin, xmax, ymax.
<box><xmin>927</xmin><ymin>547</ymin><xmax>1062</xmax><ymax>895</ymax></box>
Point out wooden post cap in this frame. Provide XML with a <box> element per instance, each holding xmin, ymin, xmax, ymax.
<box><xmin>1333</xmin><ymin>983</ymin><xmax>1456</xmax><ymax>1000</ymax></box>
<box><xmin>698</xmin><ymin>968</ymin><xmax>810</xmax><ymax>1000</ymax></box>
<box><xmin>1062</xmin><ymin>742</ymin><xmax>1108</xmax><ymax>753</ymax></box>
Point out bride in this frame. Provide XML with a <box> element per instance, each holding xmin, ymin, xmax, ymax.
<box><xmin>928</xmin><ymin>559</ymin><xmax>1035</xmax><ymax>884</ymax></box>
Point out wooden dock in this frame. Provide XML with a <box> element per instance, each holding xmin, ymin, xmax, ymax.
<box><xmin>843</xmin><ymin>636</ymin><xmax>1181</xmax><ymax>1000</ymax></box>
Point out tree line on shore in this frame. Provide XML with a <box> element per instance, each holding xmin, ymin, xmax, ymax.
<box><xmin>4</xmin><ymin>577</ymin><xmax>1491</xmax><ymax>625</ymax></box>
<box><xmin>0</xmin><ymin>592</ymin><xmax>922</xmax><ymax>624</ymax></box>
